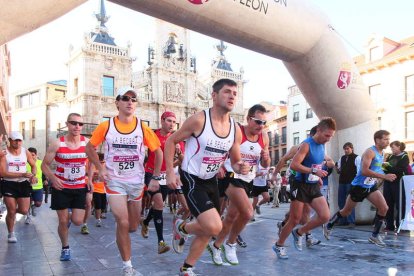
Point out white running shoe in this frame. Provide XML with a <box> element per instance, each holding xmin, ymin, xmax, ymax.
<box><xmin>291</xmin><ymin>229</ymin><xmax>303</xmax><ymax>251</ymax></box>
<box><xmin>306</xmin><ymin>233</ymin><xmax>321</xmax><ymax>247</ymax></box>
<box><xmin>8</xmin><ymin>232</ymin><xmax>17</xmax><ymax>243</ymax></box>
<box><xmin>369</xmin><ymin>234</ymin><xmax>386</xmax><ymax>247</ymax></box>
<box><xmin>207</xmin><ymin>240</ymin><xmax>223</xmax><ymax>265</ymax></box>
<box><xmin>272</xmin><ymin>244</ymin><xmax>288</xmax><ymax>259</ymax></box>
<box><xmin>223</xmin><ymin>242</ymin><xmax>239</xmax><ymax>265</ymax></box>
<box><xmin>25</xmin><ymin>215</ymin><xmax>32</xmax><ymax>225</ymax></box>
<box><xmin>122</xmin><ymin>266</ymin><xmax>143</xmax><ymax>276</ymax></box>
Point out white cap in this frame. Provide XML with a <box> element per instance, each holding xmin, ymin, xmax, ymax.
<box><xmin>9</xmin><ymin>131</ymin><xmax>23</xmax><ymax>141</ymax></box>
<box><xmin>116</xmin><ymin>86</ymin><xmax>137</xmax><ymax>97</ymax></box>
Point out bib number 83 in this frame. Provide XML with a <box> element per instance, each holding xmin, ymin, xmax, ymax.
<box><xmin>119</xmin><ymin>162</ymin><xmax>135</xmax><ymax>170</ymax></box>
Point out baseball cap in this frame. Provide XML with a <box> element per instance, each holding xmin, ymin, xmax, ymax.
<box><xmin>116</xmin><ymin>86</ymin><xmax>137</xmax><ymax>98</ymax></box>
<box><xmin>9</xmin><ymin>131</ymin><xmax>23</xmax><ymax>141</ymax></box>
<box><xmin>161</xmin><ymin>111</ymin><xmax>176</xmax><ymax>120</ymax></box>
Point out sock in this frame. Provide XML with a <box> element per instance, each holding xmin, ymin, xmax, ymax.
<box><xmin>281</xmin><ymin>221</ymin><xmax>286</xmax><ymax>227</ymax></box>
<box><xmin>296</xmin><ymin>229</ymin><xmax>302</xmax><ymax>237</ymax></box>
<box><xmin>213</xmin><ymin>242</ymin><xmax>220</xmax><ymax>250</ymax></box>
<box><xmin>62</xmin><ymin>245</ymin><xmax>69</xmax><ymax>249</ymax></box>
<box><xmin>153</xmin><ymin>209</ymin><xmax>164</xmax><ymax>242</ymax></box>
<box><xmin>179</xmin><ymin>222</ymin><xmax>188</xmax><ymax>235</ymax></box>
<box><xmin>144</xmin><ymin>208</ymin><xmax>154</xmax><ymax>225</ymax></box>
<box><xmin>122</xmin><ymin>259</ymin><xmax>132</xmax><ymax>268</ymax></box>
<box><xmin>373</xmin><ymin>215</ymin><xmax>385</xmax><ymax>236</ymax></box>
<box><xmin>181</xmin><ymin>262</ymin><xmax>193</xmax><ymax>271</ymax></box>
<box><xmin>328</xmin><ymin>211</ymin><xmax>343</xmax><ymax>227</ymax></box>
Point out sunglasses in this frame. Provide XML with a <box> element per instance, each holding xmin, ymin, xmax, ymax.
<box><xmin>120</xmin><ymin>95</ymin><xmax>137</xmax><ymax>102</ymax></box>
<box><xmin>249</xmin><ymin>117</ymin><xmax>267</xmax><ymax>126</ymax></box>
<box><xmin>68</xmin><ymin>121</ymin><xmax>84</xmax><ymax>127</ymax></box>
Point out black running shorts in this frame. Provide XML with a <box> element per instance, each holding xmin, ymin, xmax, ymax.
<box><xmin>349</xmin><ymin>185</ymin><xmax>378</xmax><ymax>202</ymax></box>
<box><xmin>51</xmin><ymin>187</ymin><xmax>87</xmax><ymax>210</ymax></box>
<box><xmin>290</xmin><ymin>179</ymin><xmax>322</xmax><ymax>203</ymax></box>
<box><xmin>1</xmin><ymin>180</ymin><xmax>31</xmax><ymax>198</ymax></box>
<box><xmin>180</xmin><ymin>170</ymin><xmax>220</xmax><ymax>217</ymax></box>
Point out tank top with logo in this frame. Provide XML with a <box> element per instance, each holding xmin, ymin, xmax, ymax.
<box><xmin>181</xmin><ymin>109</ymin><xmax>235</xmax><ymax>180</ymax></box>
<box><xmin>4</xmin><ymin>147</ymin><xmax>28</xmax><ymax>182</ymax></box>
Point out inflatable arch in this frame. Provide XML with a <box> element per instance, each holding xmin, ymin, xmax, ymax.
<box><xmin>1</xmin><ymin>0</ymin><xmax>377</xmax><ymax>220</ymax></box>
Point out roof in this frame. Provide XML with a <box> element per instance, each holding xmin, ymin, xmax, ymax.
<box><xmin>47</xmin><ymin>80</ymin><xmax>67</xmax><ymax>87</ymax></box>
<box><xmin>354</xmin><ymin>35</ymin><xmax>414</xmax><ymax>72</ymax></box>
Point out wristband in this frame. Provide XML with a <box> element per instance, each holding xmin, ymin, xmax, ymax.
<box><xmin>151</xmin><ymin>175</ymin><xmax>162</xmax><ymax>181</ymax></box>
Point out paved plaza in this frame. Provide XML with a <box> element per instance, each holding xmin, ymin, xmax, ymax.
<box><xmin>0</xmin><ymin>202</ymin><xmax>413</xmax><ymax>276</ymax></box>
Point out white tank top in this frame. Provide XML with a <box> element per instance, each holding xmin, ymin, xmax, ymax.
<box><xmin>104</xmin><ymin>117</ymin><xmax>145</xmax><ymax>184</ymax></box>
<box><xmin>181</xmin><ymin>109</ymin><xmax>235</xmax><ymax>180</ymax></box>
<box><xmin>224</xmin><ymin>125</ymin><xmax>264</xmax><ymax>182</ymax></box>
<box><xmin>253</xmin><ymin>164</ymin><xmax>269</xmax><ymax>187</ymax></box>
<box><xmin>4</xmin><ymin>147</ymin><xmax>28</xmax><ymax>182</ymax></box>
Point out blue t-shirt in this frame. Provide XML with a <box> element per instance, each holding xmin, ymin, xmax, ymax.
<box><xmin>295</xmin><ymin>136</ymin><xmax>325</xmax><ymax>184</ymax></box>
<box><xmin>352</xmin><ymin>146</ymin><xmax>384</xmax><ymax>188</ymax></box>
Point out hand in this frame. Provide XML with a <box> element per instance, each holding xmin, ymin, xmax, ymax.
<box><xmin>148</xmin><ymin>179</ymin><xmax>160</xmax><ymax>192</ymax></box>
<box><xmin>175</xmin><ymin>145</ymin><xmax>182</xmax><ymax>156</ymax></box>
<box><xmin>87</xmin><ymin>181</ymin><xmax>94</xmax><ymax>193</ymax></box>
<box><xmin>237</xmin><ymin>161</ymin><xmax>250</xmax><ymax>175</ymax></box>
<box><xmin>217</xmin><ymin>166</ymin><xmax>226</xmax><ymax>179</ymax></box>
<box><xmin>166</xmin><ymin>171</ymin><xmax>178</xmax><ymax>190</ymax></box>
<box><xmin>98</xmin><ymin>167</ymin><xmax>110</xmax><ymax>182</ymax></box>
<box><xmin>51</xmin><ymin>176</ymin><xmax>65</xmax><ymax>190</ymax></box>
<box><xmin>30</xmin><ymin>176</ymin><xmax>38</xmax><ymax>185</ymax></box>
<box><xmin>260</xmin><ymin>149</ymin><xmax>270</xmax><ymax>161</ymax></box>
<box><xmin>23</xmin><ymin>172</ymin><xmax>33</xmax><ymax>178</ymax></box>
<box><xmin>384</xmin><ymin>173</ymin><xmax>397</xmax><ymax>182</ymax></box>
<box><xmin>315</xmin><ymin>169</ymin><xmax>328</xmax><ymax>178</ymax></box>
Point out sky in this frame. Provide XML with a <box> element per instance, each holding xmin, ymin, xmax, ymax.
<box><xmin>7</xmin><ymin>0</ymin><xmax>414</xmax><ymax>107</ymax></box>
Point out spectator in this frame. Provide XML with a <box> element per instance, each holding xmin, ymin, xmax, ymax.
<box><xmin>383</xmin><ymin>141</ymin><xmax>409</xmax><ymax>232</ymax></box>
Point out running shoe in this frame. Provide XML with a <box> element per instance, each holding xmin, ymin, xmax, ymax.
<box><xmin>25</xmin><ymin>215</ymin><xmax>32</xmax><ymax>225</ymax></box>
<box><xmin>291</xmin><ymin>229</ymin><xmax>303</xmax><ymax>251</ymax></box>
<box><xmin>81</xmin><ymin>225</ymin><xmax>89</xmax><ymax>235</ymax></box>
<box><xmin>323</xmin><ymin>223</ymin><xmax>332</xmax><ymax>240</ymax></box>
<box><xmin>207</xmin><ymin>240</ymin><xmax>223</xmax><ymax>265</ymax></box>
<box><xmin>236</xmin><ymin>235</ymin><xmax>247</xmax><ymax>248</ymax></box>
<box><xmin>60</xmin><ymin>248</ymin><xmax>71</xmax><ymax>261</ymax></box>
<box><xmin>179</xmin><ymin>267</ymin><xmax>196</xmax><ymax>276</ymax></box>
<box><xmin>172</xmin><ymin>218</ymin><xmax>188</xmax><ymax>253</ymax></box>
<box><xmin>223</xmin><ymin>242</ymin><xmax>239</xmax><ymax>265</ymax></box>
<box><xmin>158</xmin><ymin>241</ymin><xmax>171</xmax><ymax>254</ymax></box>
<box><xmin>255</xmin><ymin>206</ymin><xmax>261</xmax><ymax>215</ymax></box>
<box><xmin>7</xmin><ymin>232</ymin><xmax>17</xmax><ymax>243</ymax></box>
<box><xmin>369</xmin><ymin>234</ymin><xmax>386</xmax><ymax>247</ymax></box>
<box><xmin>141</xmin><ymin>221</ymin><xmax>149</xmax><ymax>238</ymax></box>
<box><xmin>122</xmin><ymin>266</ymin><xmax>143</xmax><ymax>276</ymax></box>
<box><xmin>96</xmin><ymin>219</ymin><xmax>102</xmax><ymax>227</ymax></box>
<box><xmin>101</xmin><ymin>213</ymin><xmax>107</xmax><ymax>219</ymax></box>
<box><xmin>306</xmin><ymin>233</ymin><xmax>321</xmax><ymax>247</ymax></box>
<box><xmin>251</xmin><ymin>215</ymin><xmax>256</xmax><ymax>222</ymax></box>
<box><xmin>272</xmin><ymin>243</ymin><xmax>288</xmax><ymax>259</ymax></box>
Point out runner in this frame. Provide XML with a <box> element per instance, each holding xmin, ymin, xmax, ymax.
<box><xmin>165</xmin><ymin>78</ymin><xmax>250</xmax><ymax>276</ymax></box>
<box><xmin>41</xmin><ymin>113</ymin><xmax>90</xmax><ymax>261</ymax></box>
<box><xmin>85</xmin><ymin>86</ymin><xmax>162</xmax><ymax>276</ymax></box>
<box><xmin>273</xmin><ymin>118</ymin><xmax>336</xmax><ymax>259</ymax></box>
<box><xmin>0</xmin><ymin>131</ymin><xmax>37</xmax><ymax>243</ymax></box>
<box><xmin>323</xmin><ymin>130</ymin><xmax>397</xmax><ymax>247</ymax></box>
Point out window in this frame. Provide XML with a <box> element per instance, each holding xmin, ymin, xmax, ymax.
<box><xmin>306</xmin><ymin>108</ymin><xmax>313</xmax><ymax>119</ymax></box>
<box><xmin>142</xmin><ymin>120</ymin><xmax>150</xmax><ymax>126</ymax></box>
<box><xmin>369</xmin><ymin>46</ymin><xmax>381</xmax><ymax>61</ymax></box>
<box><xmin>175</xmin><ymin>123</ymin><xmax>180</xmax><ymax>130</ymax></box>
<box><xmin>30</xmin><ymin>120</ymin><xmax>36</xmax><ymax>139</ymax></box>
<box><xmin>19</xmin><ymin>121</ymin><xmax>25</xmax><ymax>140</ymax></box>
<box><xmin>293</xmin><ymin>104</ymin><xmax>299</xmax><ymax>122</ymax></box>
<box><xmin>405</xmin><ymin>75</ymin><xmax>414</xmax><ymax>102</ymax></box>
<box><xmin>102</xmin><ymin>76</ymin><xmax>115</xmax><ymax>97</ymax></box>
<box><xmin>74</xmin><ymin>78</ymin><xmax>79</xmax><ymax>95</ymax></box>
<box><xmin>282</xmin><ymin>147</ymin><xmax>287</xmax><ymax>156</ymax></box>
<box><xmin>406</xmin><ymin>112</ymin><xmax>414</xmax><ymax>139</ymax></box>
<box><xmin>293</xmin><ymin>132</ymin><xmax>300</xmax><ymax>145</ymax></box>
<box><xmin>274</xmin><ymin>132</ymin><xmax>279</xmax><ymax>145</ymax></box>
<box><xmin>274</xmin><ymin>150</ymin><xmax>280</xmax><ymax>164</ymax></box>
<box><xmin>281</xmin><ymin>127</ymin><xmax>287</xmax><ymax>144</ymax></box>
<box><xmin>102</xmin><ymin>117</ymin><xmax>111</xmax><ymax>122</ymax></box>
<box><xmin>306</xmin><ymin>130</ymin><xmax>311</xmax><ymax>137</ymax></box>
<box><xmin>267</xmin><ymin>132</ymin><xmax>273</xmax><ymax>147</ymax></box>
<box><xmin>17</xmin><ymin>91</ymin><xmax>40</xmax><ymax>108</ymax></box>
<box><xmin>369</xmin><ymin>84</ymin><xmax>381</xmax><ymax>108</ymax></box>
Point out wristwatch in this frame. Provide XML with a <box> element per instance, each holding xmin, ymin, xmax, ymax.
<box><xmin>311</xmin><ymin>167</ymin><xmax>318</xmax><ymax>175</ymax></box>
<box><xmin>151</xmin><ymin>175</ymin><xmax>162</xmax><ymax>181</ymax></box>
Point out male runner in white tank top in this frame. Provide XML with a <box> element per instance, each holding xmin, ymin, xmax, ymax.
<box><xmin>164</xmin><ymin>78</ymin><xmax>250</xmax><ymax>276</ymax></box>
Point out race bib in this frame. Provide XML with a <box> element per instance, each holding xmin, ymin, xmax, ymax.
<box><xmin>199</xmin><ymin>156</ymin><xmax>225</xmax><ymax>179</ymax></box>
<box><xmin>8</xmin><ymin>161</ymin><xmax>26</xmax><ymax>173</ymax></box>
<box><xmin>113</xmin><ymin>155</ymin><xmax>139</xmax><ymax>176</ymax></box>
<box><xmin>64</xmin><ymin>165</ymin><xmax>85</xmax><ymax>182</ymax></box>
<box><xmin>308</xmin><ymin>164</ymin><xmax>322</xmax><ymax>182</ymax></box>
<box><xmin>363</xmin><ymin>177</ymin><xmax>377</xmax><ymax>186</ymax></box>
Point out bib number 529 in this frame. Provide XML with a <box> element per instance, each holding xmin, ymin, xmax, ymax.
<box><xmin>206</xmin><ymin>164</ymin><xmax>220</xmax><ymax>173</ymax></box>
<box><xmin>119</xmin><ymin>162</ymin><xmax>135</xmax><ymax>170</ymax></box>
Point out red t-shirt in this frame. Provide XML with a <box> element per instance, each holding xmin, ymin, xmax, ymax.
<box><xmin>145</xmin><ymin>129</ymin><xmax>184</xmax><ymax>173</ymax></box>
